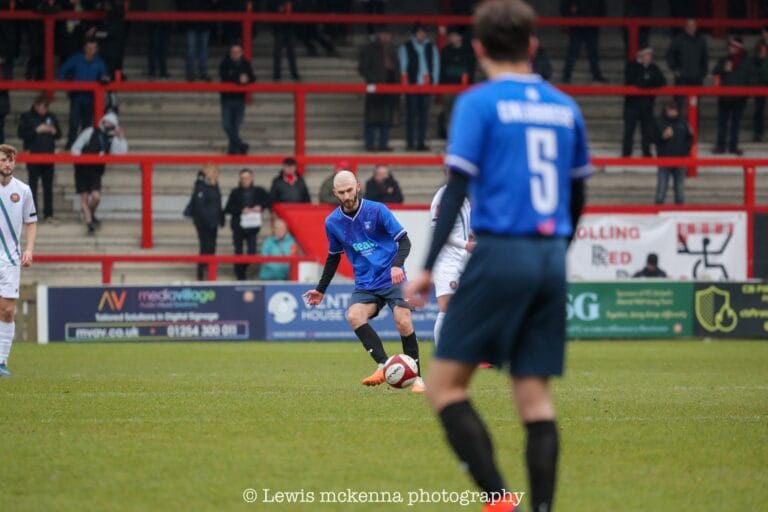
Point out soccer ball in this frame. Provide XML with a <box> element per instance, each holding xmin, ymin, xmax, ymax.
<box><xmin>383</xmin><ymin>354</ymin><xmax>419</xmax><ymax>389</ymax></box>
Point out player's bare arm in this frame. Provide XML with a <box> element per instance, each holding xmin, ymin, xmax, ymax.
<box><xmin>21</xmin><ymin>222</ymin><xmax>36</xmax><ymax>267</ymax></box>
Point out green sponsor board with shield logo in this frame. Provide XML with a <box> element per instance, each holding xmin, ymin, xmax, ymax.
<box><xmin>693</xmin><ymin>283</ymin><xmax>768</xmax><ymax>338</ymax></box>
<box><xmin>567</xmin><ymin>282</ymin><xmax>694</xmax><ymax>338</ymax></box>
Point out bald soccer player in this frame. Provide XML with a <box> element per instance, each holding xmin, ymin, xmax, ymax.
<box><xmin>304</xmin><ymin>171</ymin><xmax>424</xmax><ymax>392</ymax></box>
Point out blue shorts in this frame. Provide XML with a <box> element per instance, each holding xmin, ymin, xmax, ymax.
<box><xmin>351</xmin><ymin>285</ymin><xmax>412</xmax><ymax>319</ymax></box>
<box><xmin>435</xmin><ymin>234</ymin><xmax>568</xmax><ymax>377</ymax></box>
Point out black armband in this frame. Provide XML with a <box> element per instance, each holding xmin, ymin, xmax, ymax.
<box><xmin>392</xmin><ymin>234</ymin><xmax>411</xmax><ymax>268</ymax></box>
<box><xmin>424</xmin><ymin>172</ymin><xmax>470</xmax><ymax>271</ymax></box>
<box><xmin>316</xmin><ymin>252</ymin><xmax>341</xmax><ymax>294</ymax></box>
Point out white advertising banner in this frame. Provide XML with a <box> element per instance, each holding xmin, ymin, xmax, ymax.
<box><xmin>568</xmin><ymin>212</ymin><xmax>747</xmax><ymax>281</ymax></box>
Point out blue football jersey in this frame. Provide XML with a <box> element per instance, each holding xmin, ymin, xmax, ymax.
<box><xmin>325</xmin><ymin>199</ymin><xmax>407</xmax><ymax>291</ymax></box>
<box><xmin>445</xmin><ymin>72</ymin><xmax>592</xmax><ymax>237</ymax></box>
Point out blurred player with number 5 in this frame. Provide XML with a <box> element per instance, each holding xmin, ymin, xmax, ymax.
<box><xmin>406</xmin><ymin>1</ymin><xmax>591</xmax><ymax>510</ymax></box>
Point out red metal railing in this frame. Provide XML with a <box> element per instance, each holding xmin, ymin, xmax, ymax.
<box><xmin>34</xmin><ymin>253</ymin><xmax>313</xmax><ymax>284</ymax></box>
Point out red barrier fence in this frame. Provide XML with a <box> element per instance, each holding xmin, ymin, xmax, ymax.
<box><xmin>34</xmin><ymin>253</ymin><xmax>314</xmax><ymax>284</ymax></box>
<box><xmin>2</xmin><ymin>5</ymin><xmax>768</xmax><ymax>81</ymax></box>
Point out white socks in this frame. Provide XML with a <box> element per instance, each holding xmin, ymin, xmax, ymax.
<box><xmin>0</xmin><ymin>321</ymin><xmax>15</xmax><ymax>364</ymax></box>
<box><xmin>434</xmin><ymin>312</ymin><xmax>446</xmax><ymax>348</ymax></box>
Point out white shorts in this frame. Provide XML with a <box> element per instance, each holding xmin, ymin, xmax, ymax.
<box><xmin>0</xmin><ymin>260</ymin><xmax>21</xmax><ymax>299</ymax></box>
<box><xmin>433</xmin><ymin>259</ymin><xmax>464</xmax><ymax>298</ymax></box>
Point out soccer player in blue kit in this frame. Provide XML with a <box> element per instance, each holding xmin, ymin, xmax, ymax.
<box><xmin>406</xmin><ymin>1</ymin><xmax>591</xmax><ymax>510</ymax></box>
<box><xmin>304</xmin><ymin>170</ymin><xmax>424</xmax><ymax>392</ymax></box>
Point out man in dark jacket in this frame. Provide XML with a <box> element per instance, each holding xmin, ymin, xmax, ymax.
<box><xmin>439</xmin><ymin>27</ymin><xmax>475</xmax><ymax>138</ymax></box>
<box><xmin>399</xmin><ymin>24</ymin><xmax>440</xmax><ymax>151</ymax></box>
<box><xmin>666</xmin><ymin>19</ymin><xmax>708</xmax><ymax>111</ymax></box>
<box><xmin>560</xmin><ymin>0</ymin><xmax>608</xmax><ymax>83</ymax></box>
<box><xmin>224</xmin><ymin>168</ymin><xmax>271</xmax><ymax>280</ymax></box>
<box><xmin>17</xmin><ymin>96</ymin><xmax>62</xmax><ymax>221</ymax></box>
<box><xmin>269</xmin><ymin>0</ymin><xmax>300</xmax><ymax>81</ymax></box>
<box><xmin>358</xmin><ymin>25</ymin><xmax>400</xmax><ymax>152</ymax></box>
<box><xmin>219</xmin><ymin>43</ymin><xmax>255</xmax><ymax>155</ymax></box>
<box><xmin>633</xmin><ymin>253</ymin><xmax>667</xmax><ymax>278</ymax></box>
<box><xmin>622</xmin><ymin>47</ymin><xmax>667</xmax><ymax>157</ymax></box>
<box><xmin>270</xmin><ymin>157</ymin><xmax>311</xmax><ymax>203</ymax></box>
<box><xmin>752</xmin><ymin>26</ymin><xmax>768</xmax><ymax>142</ymax></box>
<box><xmin>713</xmin><ymin>37</ymin><xmax>753</xmax><ymax>155</ymax></box>
<box><xmin>653</xmin><ymin>100</ymin><xmax>692</xmax><ymax>204</ymax></box>
<box><xmin>184</xmin><ymin>164</ymin><xmax>224</xmax><ymax>281</ymax></box>
<box><xmin>365</xmin><ymin>164</ymin><xmax>403</xmax><ymax>204</ymax></box>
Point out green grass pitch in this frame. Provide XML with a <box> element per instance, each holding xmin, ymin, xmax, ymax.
<box><xmin>1</xmin><ymin>340</ymin><xmax>766</xmax><ymax>511</ymax></box>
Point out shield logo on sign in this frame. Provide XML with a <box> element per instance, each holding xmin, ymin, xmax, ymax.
<box><xmin>694</xmin><ymin>286</ymin><xmax>738</xmax><ymax>333</ymax></box>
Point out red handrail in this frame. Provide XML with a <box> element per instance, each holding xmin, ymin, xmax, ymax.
<box><xmin>34</xmin><ymin>253</ymin><xmax>314</xmax><ymax>284</ymax></box>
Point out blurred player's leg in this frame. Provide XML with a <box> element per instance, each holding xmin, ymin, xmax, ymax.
<box><xmin>433</xmin><ymin>311</ymin><xmax>445</xmax><ymax>347</ymax></box>
<box><xmin>0</xmin><ymin>297</ymin><xmax>16</xmax><ymax>376</ymax></box>
<box><xmin>513</xmin><ymin>377</ymin><xmax>558</xmax><ymax>512</ymax></box>
<box><xmin>427</xmin><ymin>360</ymin><xmax>508</xmax><ymax>497</ymax></box>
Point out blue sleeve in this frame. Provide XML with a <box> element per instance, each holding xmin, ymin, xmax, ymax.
<box><xmin>444</xmin><ymin>91</ymin><xmax>483</xmax><ymax>178</ymax></box>
<box><xmin>571</xmin><ymin>107</ymin><xmax>593</xmax><ymax>180</ymax></box>
<box><xmin>325</xmin><ymin>220</ymin><xmax>343</xmax><ymax>254</ymax></box>
<box><xmin>378</xmin><ymin>203</ymin><xmax>406</xmax><ymax>241</ymax></box>
<box><xmin>58</xmin><ymin>56</ymin><xmax>74</xmax><ymax>79</ymax></box>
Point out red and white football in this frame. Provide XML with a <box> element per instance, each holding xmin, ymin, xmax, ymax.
<box><xmin>383</xmin><ymin>354</ymin><xmax>419</xmax><ymax>389</ymax></box>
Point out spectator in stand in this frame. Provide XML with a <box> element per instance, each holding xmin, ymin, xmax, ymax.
<box><xmin>623</xmin><ymin>0</ymin><xmax>652</xmax><ymax>52</ymax></box>
<box><xmin>297</xmin><ymin>0</ymin><xmax>337</xmax><ymax>57</ymax></box>
<box><xmin>224</xmin><ymin>168</ymin><xmax>271</xmax><ymax>281</ymax></box>
<box><xmin>713</xmin><ymin>37</ymin><xmax>753</xmax><ymax>155</ymax></box>
<box><xmin>358</xmin><ymin>25</ymin><xmax>400</xmax><ymax>152</ymax></box>
<box><xmin>666</xmin><ymin>19</ymin><xmax>708</xmax><ymax>111</ymax></box>
<box><xmin>399</xmin><ymin>24</ymin><xmax>440</xmax><ymax>151</ymax></box>
<box><xmin>58</xmin><ymin>38</ymin><xmax>109</xmax><ymax>149</ymax></box>
<box><xmin>653</xmin><ymin>99</ymin><xmax>692</xmax><ymax>205</ymax></box>
<box><xmin>752</xmin><ymin>27</ymin><xmax>768</xmax><ymax>142</ymax></box>
<box><xmin>90</xmin><ymin>0</ymin><xmax>128</xmax><ymax>80</ymax></box>
<box><xmin>0</xmin><ymin>56</ymin><xmax>8</xmax><ymax>145</ymax></box>
<box><xmin>219</xmin><ymin>43</ymin><xmax>255</xmax><ymax>155</ymax></box>
<box><xmin>560</xmin><ymin>0</ymin><xmax>608</xmax><ymax>84</ymax></box>
<box><xmin>268</xmin><ymin>0</ymin><xmax>300</xmax><ymax>81</ymax></box>
<box><xmin>17</xmin><ymin>96</ymin><xmax>62</xmax><ymax>222</ymax></box>
<box><xmin>183</xmin><ymin>163</ymin><xmax>224</xmax><ymax>281</ymax></box>
<box><xmin>270</xmin><ymin>157</ymin><xmax>311</xmax><ymax>203</ymax></box>
<box><xmin>365</xmin><ymin>164</ymin><xmax>403</xmax><ymax>204</ymax></box>
<box><xmin>0</xmin><ymin>0</ymin><xmax>17</xmax><ymax>80</ymax></box>
<box><xmin>362</xmin><ymin>0</ymin><xmax>385</xmax><ymax>40</ymax></box>
<box><xmin>146</xmin><ymin>0</ymin><xmax>174</xmax><ymax>79</ymax></box>
<box><xmin>319</xmin><ymin>161</ymin><xmax>350</xmax><ymax>205</ymax></box>
<box><xmin>531</xmin><ymin>43</ymin><xmax>553</xmax><ymax>81</ymax></box>
<box><xmin>622</xmin><ymin>47</ymin><xmax>667</xmax><ymax>157</ymax></box>
<box><xmin>214</xmin><ymin>0</ymin><xmax>246</xmax><ymax>47</ymax></box>
<box><xmin>179</xmin><ymin>0</ymin><xmax>213</xmax><ymax>81</ymax></box>
<box><xmin>439</xmin><ymin>26</ymin><xmax>475</xmax><ymax>138</ymax></box>
<box><xmin>633</xmin><ymin>253</ymin><xmax>667</xmax><ymax>278</ymax></box>
<box><xmin>15</xmin><ymin>0</ymin><xmax>44</xmax><ymax>80</ymax></box>
<box><xmin>71</xmin><ymin>112</ymin><xmax>128</xmax><ymax>235</ymax></box>
<box><xmin>258</xmin><ymin>217</ymin><xmax>296</xmax><ymax>281</ymax></box>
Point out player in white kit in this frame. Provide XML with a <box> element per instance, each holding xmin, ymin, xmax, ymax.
<box><xmin>430</xmin><ymin>183</ymin><xmax>473</xmax><ymax>346</ymax></box>
<box><xmin>0</xmin><ymin>145</ymin><xmax>37</xmax><ymax>377</ymax></box>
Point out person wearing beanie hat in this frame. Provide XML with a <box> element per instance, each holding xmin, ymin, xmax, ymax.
<box><xmin>70</xmin><ymin>111</ymin><xmax>128</xmax><ymax>235</ymax></box>
<box><xmin>622</xmin><ymin>45</ymin><xmax>667</xmax><ymax>157</ymax></box>
<box><xmin>712</xmin><ymin>36</ymin><xmax>753</xmax><ymax>154</ymax></box>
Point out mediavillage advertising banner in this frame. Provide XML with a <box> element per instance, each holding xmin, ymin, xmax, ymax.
<box><xmin>38</xmin><ymin>281</ymin><xmax>767</xmax><ymax>342</ymax></box>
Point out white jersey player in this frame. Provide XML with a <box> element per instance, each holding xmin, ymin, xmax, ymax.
<box><xmin>0</xmin><ymin>145</ymin><xmax>37</xmax><ymax>377</ymax></box>
<box><xmin>430</xmin><ymin>184</ymin><xmax>473</xmax><ymax>346</ymax></box>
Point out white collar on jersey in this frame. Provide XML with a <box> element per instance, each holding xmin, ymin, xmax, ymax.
<box><xmin>492</xmin><ymin>72</ymin><xmax>542</xmax><ymax>83</ymax></box>
<box><xmin>340</xmin><ymin>198</ymin><xmax>365</xmax><ymax>222</ymax></box>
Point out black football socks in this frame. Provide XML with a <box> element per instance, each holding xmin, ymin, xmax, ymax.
<box><xmin>438</xmin><ymin>400</ymin><xmax>506</xmax><ymax>495</ymax></box>
<box><xmin>400</xmin><ymin>331</ymin><xmax>420</xmax><ymax>374</ymax></box>
<box><xmin>525</xmin><ymin>420</ymin><xmax>559</xmax><ymax>512</ymax></box>
<box><xmin>354</xmin><ymin>323</ymin><xmax>388</xmax><ymax>364</ymax></box>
